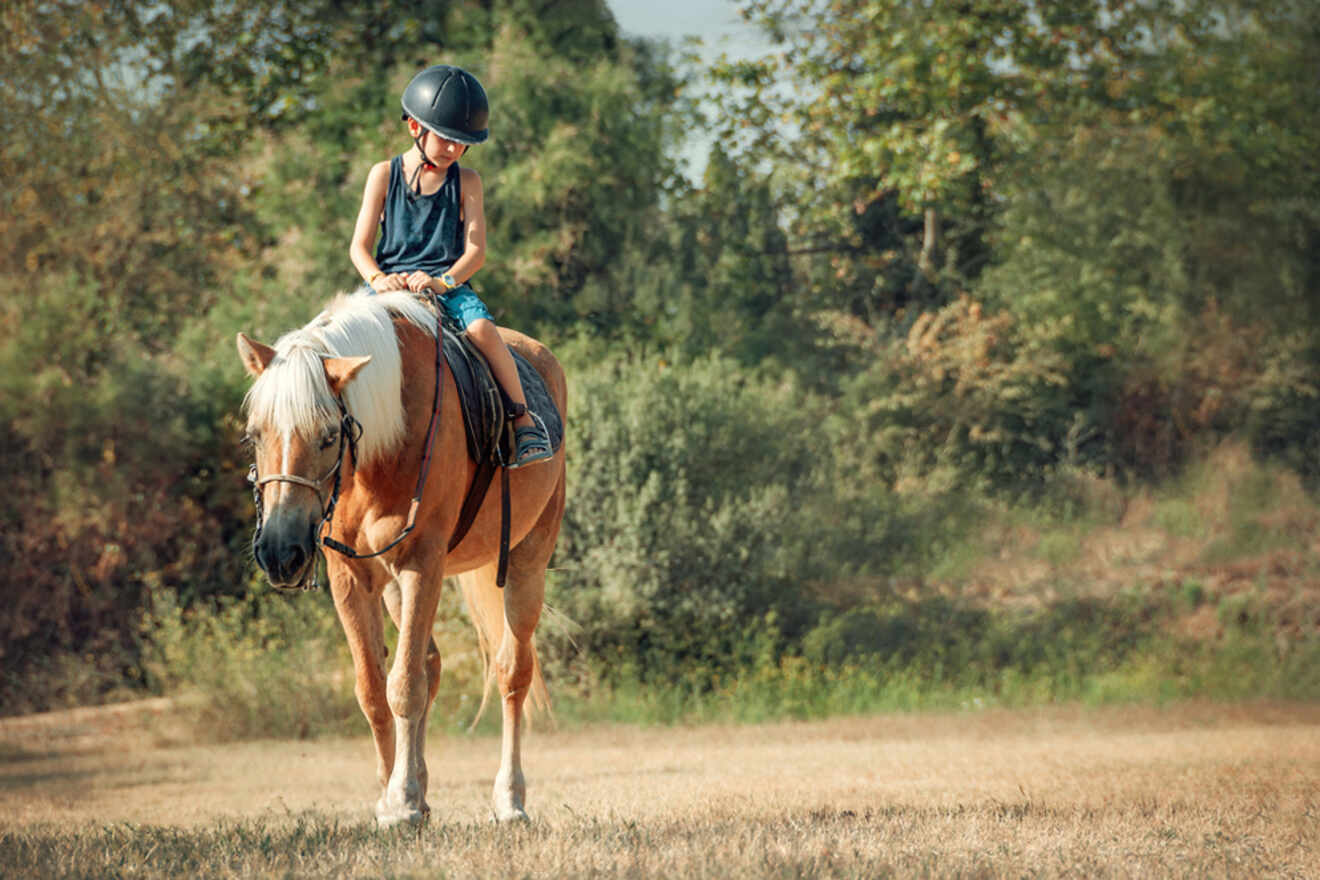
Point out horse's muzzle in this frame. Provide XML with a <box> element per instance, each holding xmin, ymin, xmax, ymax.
<box><xmin>254</xmin><ymin>510</ymin><xmax>319</xmax><ymax>589</ymax></box>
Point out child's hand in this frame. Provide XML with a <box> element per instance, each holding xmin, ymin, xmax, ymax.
<box><xmin>373</xmin><ymin>273</ymin><xmax>409</xmax><ymax>292</ymax></box>
<box><xmin>405</xmin><ymin>271</ymin><xmax>437</xmax><ymax>294</ymax></box>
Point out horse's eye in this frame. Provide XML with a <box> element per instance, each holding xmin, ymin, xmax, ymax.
<box><xmin>320</xmin><ymin>429</ymin><xmax>339</xmax><ymax>450</ymax></box>
<box><xmin>240</xmin><ymin>432</ymin><xmax>255</xmax><ymax>448</ymax></box>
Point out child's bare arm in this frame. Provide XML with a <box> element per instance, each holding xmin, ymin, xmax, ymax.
<box><xmin>453</xmin><ymin>167</ymin><xmax>487</xmax><ymax>281</ymax></box>
<box><xmin>405</xmin><ymin>167</ymin><xmax>487</xmax><ymax>294</ymax></box>
<box><xmin>349</xmin><ymin>161</ymin><xmax>407</xmax><ymax>290</ymax></box>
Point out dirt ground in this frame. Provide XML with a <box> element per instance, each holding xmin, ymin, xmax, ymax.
<box><xmin>2</xmin><ymin>700</ymin><xmax>1317</xmax><ymax>828</ymax></box>
<box><xmin>2</xmin><ymin>700</ymin><xmax>1318</xmax><ymax>877</ymax></box>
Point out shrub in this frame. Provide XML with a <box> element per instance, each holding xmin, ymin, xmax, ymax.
<box><xmin>838</xmin><ymin>297</ymin><xmax>1078</xmax><ymax>492</ymax></box>
<box><xmin>0</xmin><ymin>272</ymin><xmax>258</xmax><ymax>715</ymax></box>
<box><xmin>549</xmin><ymin>352</ymin><xmax>909</xmax><ymax>678</ymax></box>
<box><xmin>141</xmin><ymin>588</ymin><xmax>359</xmax><ymax>742</ymax></box>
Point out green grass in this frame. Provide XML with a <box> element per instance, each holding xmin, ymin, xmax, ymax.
<box><xmin>544</xmin><ymin>627</ymin><xmax>1320</xmax><ymax>729</ymax></box>
<box><xmin>539</xmin><ymin>582</ymin><xmax>1320</xmax><ymax>728</ymax></box>
<box><xmin>130</xmin><ymin>563</ymin><xmax>1320</xmax><ymax>742</ymax></box>
<box><xmin>1033</xmin><ymin>530</ymin><xmax>1085</xmax><ymax>566</ymax></box>
<box><xmin>1150</xmin><ymin>497</ymin><xmax>1204</xmax><ymax>538</ymax></box>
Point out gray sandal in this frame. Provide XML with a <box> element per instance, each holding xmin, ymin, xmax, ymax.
<box><xmin>508</xmin><ymin>423</ymin><xmax>552</xmax><ymax>469</ymax></box>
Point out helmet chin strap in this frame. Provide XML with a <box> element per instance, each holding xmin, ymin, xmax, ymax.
<box><xmin>408</xmin><ymin>128</ymin><xmax>439</xmax><ymax>195</ymax></box>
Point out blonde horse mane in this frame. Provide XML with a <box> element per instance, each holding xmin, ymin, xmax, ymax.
<box><xmin>242</xmin><ymin>292</ymin><xmax>435</xmax><ymax>465</ymax></box>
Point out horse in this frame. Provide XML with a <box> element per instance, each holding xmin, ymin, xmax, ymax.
<box><xmin>235</xmin><ymin>290</ymin><xmax>565</xmax><ymax>827</ymax></box>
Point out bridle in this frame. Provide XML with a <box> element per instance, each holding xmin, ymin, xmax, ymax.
<box><xmin>247</xmin><ymin>292</ymin><xmax>449</xmax><ymax>591</ymax></box>
<box><xmin>247</xmin><ymin>396</ymin><xmax>363</xmax><ymax>591</ymax></box>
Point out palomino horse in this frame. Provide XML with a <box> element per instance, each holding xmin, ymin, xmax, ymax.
<box><xmin>235</xmin><ymin>291</ymin><xmax>565</xmax><ymax>826</ymax></box>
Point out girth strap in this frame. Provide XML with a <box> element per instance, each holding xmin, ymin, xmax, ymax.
<box><xmin>445</xmin><ymin>454</ymin><xmax>512</xmax><ymax>588</ymax></box>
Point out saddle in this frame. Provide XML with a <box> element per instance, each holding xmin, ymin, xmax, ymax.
<box><xmin>430</xmin><ymin>304</ymin><xmax>562</xmax><ymax>585</ymax></box>
<box><xmin>439</xmin><ymin>318</ymin><xmax>564</xmax><ymax>467</ymax></box>
<box><xmin>317</xmin><ymin>294</ymin><xmax>562</xmax><ymax>588</ymax></box>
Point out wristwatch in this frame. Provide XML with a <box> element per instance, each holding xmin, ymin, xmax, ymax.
<box><xmin>439</xmin><ymin>273</ymin><xmax>458</xmax><ymax>291</ymax></box>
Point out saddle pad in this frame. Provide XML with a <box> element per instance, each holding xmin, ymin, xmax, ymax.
<box><xmin>440</xmin><ymin>326</ymin><xmax>564</xmax><ymax>465</ymax></box>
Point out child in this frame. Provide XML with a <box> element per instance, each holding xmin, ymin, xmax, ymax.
<box><xmin>349</xmin><ymin>64</ymin><xmax>551</xmax><ymax>468</ymax></box>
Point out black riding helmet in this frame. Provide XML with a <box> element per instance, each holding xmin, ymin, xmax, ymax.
<box><xmin>400</xmin><ymin>65</ymin><xmax>489</xmax><ymax>145</ymax></box>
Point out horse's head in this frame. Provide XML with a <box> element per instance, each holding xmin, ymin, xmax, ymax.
<box><xmin>237</xmin><ymin>332</ymin><xmax>370</xmax><ymax>589</ymax></box>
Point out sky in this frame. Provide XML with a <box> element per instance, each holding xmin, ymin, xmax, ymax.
<box><xmin>606</xmin><ymin>0</ymin><xmax>764</xmax><ymax>54</ymax></box>
<box><xmin>604</xmin><ymin>0</ymin><xmax>777</xmax><ymax>177</ymax></box>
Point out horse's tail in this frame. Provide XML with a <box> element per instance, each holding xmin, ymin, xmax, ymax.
<box><xmin>455</xmin><ymin>564</ymin><xmax>551</xmax><ymax>730</ymax></box>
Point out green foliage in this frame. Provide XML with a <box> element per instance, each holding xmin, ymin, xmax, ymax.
<box><xmin>245</xmin><ymin>1</ymin><xmax>686</xmax><ymax>343</ymax></box>
<box><xmin>141</xmin><ymin>588</ymin><xmax>359</xmax><ymax>741</ymax></box>
<box><xmin>549</xmin><ymin>353</ymin><xmax>843</xmax><ymax>671</ymax></box>
<box><xmin>1244</xmin><ymin>343</ymin><xmax>1320</xmax><ymax>481</ymax></box>
<box><xmin>3</xmin><ymin>0</ymin><xmax>1320</xmax><ymax>726</ymax></box>
<box><xmin>479</xmin><ymin>25</ymin><xmax>683</xmax><ymax>336</ymax></box>
<box><xmin>0</xmin><ymin>0</ymin><xmax>686</xmax><ymax>714</ymax></box>
<box><xmin>547</xmin><ymin>347</ymin><xmax>979</xmax><ymax>675</ymax></box>
<box><xmin>0</xmin><ymin>271</ymin><xmax>255</xmax><ymax>715</ymax></box>
<box><xmin>837</xmin><ymin>297</ymin><xmax>1077</xmax><ymax>491</ymax></box>
<box><xmin>706</xmin><ymin>0</ymin><xmax>1320</xmax><ymax>480</ymax></box>
<box><xmin>659</xmin><ymin>147</ymin><xmax>803</xmax><ymax>366</ymax></box>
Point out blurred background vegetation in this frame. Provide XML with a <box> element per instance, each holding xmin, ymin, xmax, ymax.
<box><xmin>2</xmin><ymin>0</ymin><xmax>1318</xmax><ymax>734</ymax></box>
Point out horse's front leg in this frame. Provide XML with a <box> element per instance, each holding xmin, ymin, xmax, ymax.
<box><xmin>376</xmin><ymin>557</ymin><xmax>444</xmax><ymax>828</ymax></box>
<box><xmin>382</xmin><ymin>576</ymin><xmax>443</xmax><ymax>811</ymax></box>
<box><xmin>328</xmin><ymin>562</ymin><xmax>395</xmax><ymax>800</ymax></box>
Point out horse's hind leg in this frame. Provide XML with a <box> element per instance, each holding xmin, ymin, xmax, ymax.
<box><xmin>491</xmin><ymin>478</ymin><xmax>562</xmax><ymax>822</ymax></box>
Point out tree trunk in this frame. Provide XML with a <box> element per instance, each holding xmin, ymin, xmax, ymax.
<box><xmin>919</xmin><ymin>206</ymin><xmax>939</xmax><ymax>280</ymax></box>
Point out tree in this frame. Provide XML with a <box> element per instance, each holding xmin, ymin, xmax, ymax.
<box><xmin>708</xmin><ymin>0</ymin><xmax>1313</xmax><ymax>326</ymax></box>
<box><xmin>478</xmin><ymin>16</ymin><xmax>686</xmax><ymax>337</ymax></box>
<box><xmin>659</xmin><ymin>145</ymin><xmax>800</xmax><ymax>366</ymax></box>
<box><xmin>706</xmin><ymin>0</ymin><xmax>1320</xmax><ymax>482</ymax></box>
<box><xmin>249</xmin><ymin>2</ymin><xmax>687</xmax><ymax>343</ymax></box>
<box><xmin>0</xmin><ymin>0</ymin><xmax>565</xmax><ymax>711</ymax></box>
<box><xmin>0</xmin><ymin>0</ymin><xmax>693</xmax><ymax>711</ymax></box>
<box><xmin>976</xmin><ymin>1</ymin><xmax>1320</xmax><ymax>475</ymax></box>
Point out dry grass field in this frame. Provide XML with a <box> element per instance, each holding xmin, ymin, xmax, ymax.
<box><xmin>1</xmin><ymin>700</ymin><xmax>1318</xmax><ymax>878</ymax></box>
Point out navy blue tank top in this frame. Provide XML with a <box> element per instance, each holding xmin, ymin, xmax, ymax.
<box><xmin>374</xmin><ymin>157</ymin><xmax>464</xmax><ymax>275</ymax></box>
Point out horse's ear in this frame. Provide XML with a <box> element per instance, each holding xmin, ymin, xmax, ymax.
<box><xmin>323</xmin><ymin>355</ymin><xmax>372</xmax><ymax>396</ymax></box>
<box><xmin>236</xmin><ymin>333</ymin><xmax>276</xmax><ymax>378</ymax></box>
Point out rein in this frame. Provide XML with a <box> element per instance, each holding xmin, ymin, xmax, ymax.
<box><xmin>319</xmin><ymin>291</ymin><xmax>448</xmax><ymax>565</ymax></box>
<box><xmin>248</xmin><ymin>291</ymin><xmax>515</xmax><ymax>592</ymax></box>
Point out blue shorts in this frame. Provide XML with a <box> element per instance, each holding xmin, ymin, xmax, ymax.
<box><xmin>358</xmin><ymin>281</ymin><xmax>494</xmax><ymax>331</ymax></box>
<box><xmin>438</xmin><ymin>284</ymin><xmax>495</xmax><ymax>330</ymax></box>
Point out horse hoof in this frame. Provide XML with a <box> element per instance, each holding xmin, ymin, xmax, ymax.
<box><xmin>376</xmin><ymin>809</ymin><xmax>428</xmax><ymax>829</ymax></box>
<box><xmin>493</xmin><ymin>806</ymin><xmax>530</xmax><ymax>824</ymax></box>
<box><xmin>376</xmin><ymin>797</ymin><xmax>430</xmax><ymax>829</ymax></box>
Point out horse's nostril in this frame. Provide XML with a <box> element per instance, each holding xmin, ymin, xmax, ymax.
<box><xmin>280</xmin><ymin>543</ymin><xmax>307</xmax><ymax>578</ymax></box>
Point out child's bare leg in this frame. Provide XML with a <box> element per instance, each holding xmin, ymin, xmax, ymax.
<box><xmin>466</xmin><ymin>319</ymin><xmax>534</xmax><ymax>430</ymax></box>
